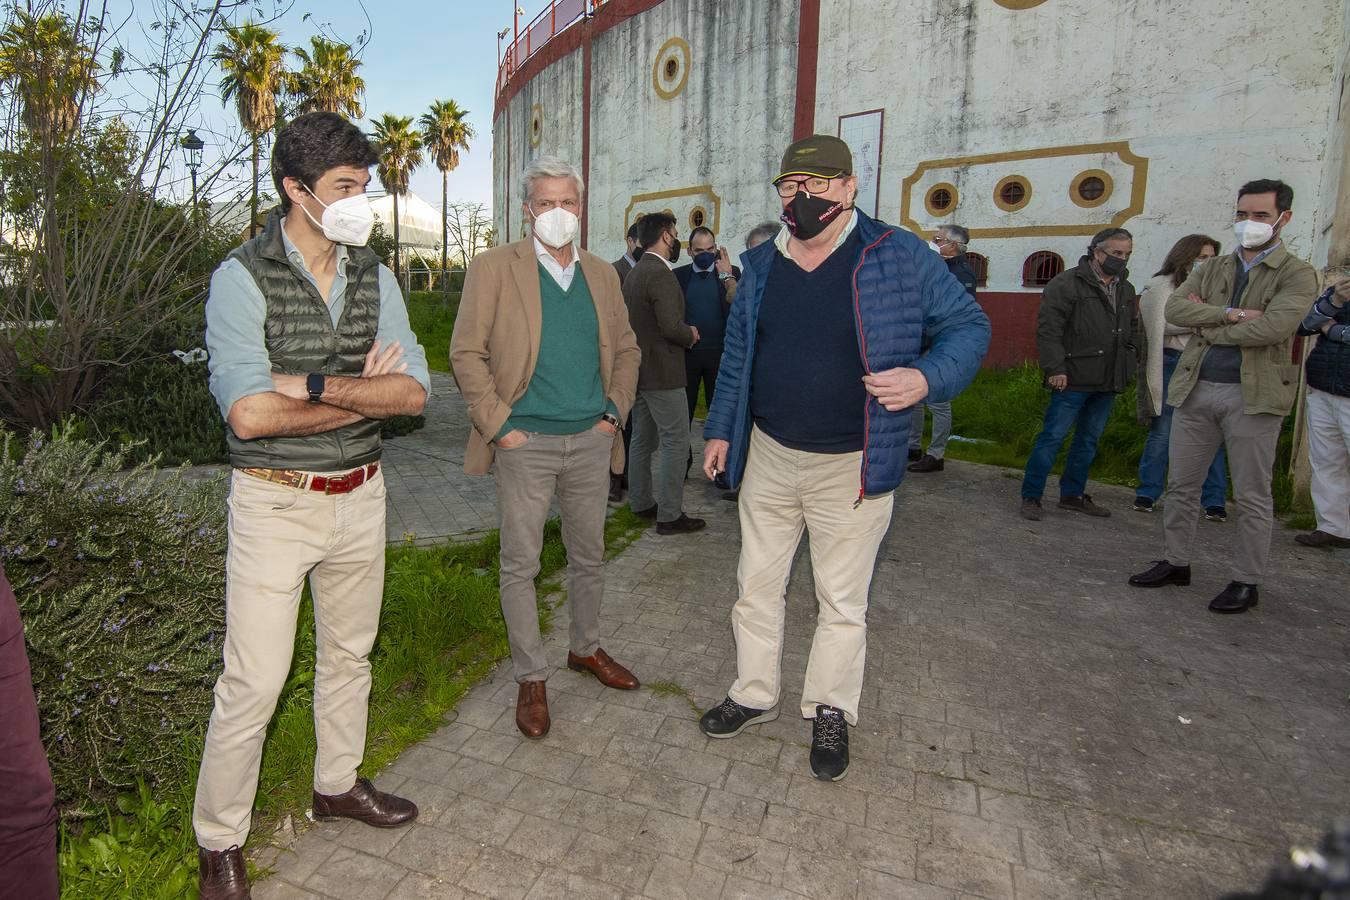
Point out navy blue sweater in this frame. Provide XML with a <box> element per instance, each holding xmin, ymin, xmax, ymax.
<box><xmin>750</xmin><ymin>229</ymin><xmax>867</xmax><ymax>452</ymax></box>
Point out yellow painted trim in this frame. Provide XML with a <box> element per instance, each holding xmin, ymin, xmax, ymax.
<box><xmin>624</xmin><ymin>184</ymin><xmax>722</xmax><ymax>235</ymax></box>
<box><xmin>924</xmin><ymin>182</ymin><xmax>958</xmax><ymax>218</ymax></box>
<box><xmin>528</xmin><ymin>103</ymin><xmax>542</xmax><ymax>149</ymax></box>
<box><xmin>993</xmin><ymin>0</ymin><xmax>1049</xmax><ymax>8</ymax></box>
<box><xmin>652</xmin><ymin>37</ymin><xmax>691</xmax><ymax>101</ymax></box>
<box><xmin>1070</xmin><ymin>168</ymin><xmax>1113</xmax><ymax>208</ymax></box>
<box><xmin>898</xmin><ymin>140</ymin><xmax>1150</xmax><ymax>239</ymax></box>
<box><xmin>994</xmin><ymin>174</ymin><xmax>1032</xmax><ymax>212</ymax></box>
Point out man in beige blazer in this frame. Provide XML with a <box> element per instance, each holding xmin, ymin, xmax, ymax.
<box><xmin>450</xmin><ymin>157</ymin><xmax>642</xmax><ymax>738</ymax></box>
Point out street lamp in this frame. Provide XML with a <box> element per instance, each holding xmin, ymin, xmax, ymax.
<box><xmin>180</xmin><ymin>129</ymin><xmax>205</xmax><ymax>219</ymax></box>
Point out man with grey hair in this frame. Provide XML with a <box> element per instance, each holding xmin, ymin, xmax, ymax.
<box><xmin>745</xmin><ymin>221</ymin><xmax>779</xmax><ymax>251</ymax></box>
<box><xmin>451</xmin><ymin>156</ymin><xmax>642</xmax><ymax>738</ymax></box>
<box><xmin>909</xmin><ymin>224</ymin><xmax>980</xmax><ymax>473</ymax></box>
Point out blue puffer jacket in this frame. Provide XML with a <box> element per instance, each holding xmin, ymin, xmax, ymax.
<box><xmin>704</xmin><ymin>212</ymin><xmax>991</xmax><ymax>498</ymax></box>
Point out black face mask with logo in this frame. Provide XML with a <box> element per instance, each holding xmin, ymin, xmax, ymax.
<box><xmin>781</xmin><ymin>191</ymin><xmax>847</xmax><ymax>240</ymax></box>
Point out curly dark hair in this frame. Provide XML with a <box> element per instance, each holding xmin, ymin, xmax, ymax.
<box><xmin>271</xmin><ymin>112</ymin><xmax>378</xmax><ymax>212</ymax></box>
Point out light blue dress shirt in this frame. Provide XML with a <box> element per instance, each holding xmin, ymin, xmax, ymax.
<box><xmin>204</xmin><ymin>222</ymin><xmax>431</xmax><ymax>421</ymax></box>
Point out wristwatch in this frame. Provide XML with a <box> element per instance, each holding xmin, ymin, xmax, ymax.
<box><xmin>600</xmin><ymin>412</ymin><xmax>620</xmax><ymax>428</ymax></box>
<box><xmin>306</xmin><ymin>372</ymin><xmax>326</xmax><ymax>403</ymax></box>
<box><xmin>718</xmin><ymin>271</ymin><xmax>736</xmax><ymax>282</ymax></box>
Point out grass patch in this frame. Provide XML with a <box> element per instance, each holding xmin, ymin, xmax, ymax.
<box><xmin>59</xmin><ymin>506</ymin><xmax>650</xmax><ymax>898</ymax></box>
<box><xmin>406</xmin><ymin>290</ymin><xmax>460</xmax><ymax>374</ymax></box>
<box><xmin>934</xmin><ymin>363</ymin><xmax>1306</xmax><ymax>516</ymax></box>
<box><xmin>648</xmin><ymin>679</ymin><xmax>701</xmax><ymax>715</ymax></box>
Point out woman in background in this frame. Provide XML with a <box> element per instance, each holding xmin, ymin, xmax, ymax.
<box><xmin>1136</xmin><ymin>234</ymin><xmax>1229</xmax><ymax>520</ymax></box>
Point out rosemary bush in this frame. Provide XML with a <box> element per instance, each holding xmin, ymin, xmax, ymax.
<box><xmin>0</xmin><ymin>429</ymin><xmax>227</xmax><ymax>817</ymax></box>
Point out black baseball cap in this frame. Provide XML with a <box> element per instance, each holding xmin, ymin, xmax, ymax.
<box><xmin>775</xmin><ymin>135</ymin><xmax>853</xmax><ymax>181</ymax></box>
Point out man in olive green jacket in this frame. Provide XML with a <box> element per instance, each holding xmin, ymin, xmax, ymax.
<box><xmin>1129</xmin><ymin>179</ymin><xmax>1318</xmax><ymax>614</ymax></box>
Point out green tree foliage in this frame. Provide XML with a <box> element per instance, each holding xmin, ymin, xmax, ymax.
<box><xmin>288</xmin><ymin>36</ymin><xmax>365</xmax><ymax>119</ymax></box>
<box><xmin>419</xmin><ymin>99</ymin><xmax>474</xmax><ymax>293</ymax></box>
<box><xmin>215</xmin><ymin>22</ymin><xmax>287</xmax><ymax>239</ymax></box>
<box><xmin>371</xmin><ymin>113</ymin><xmax>422</xmax><ymax>281</ymax></box>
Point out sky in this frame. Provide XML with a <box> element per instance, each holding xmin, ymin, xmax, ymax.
<box><xmin>116</xmin><ymin>0</ymin><xmax>514</xmax><ymax>215</ymax></box>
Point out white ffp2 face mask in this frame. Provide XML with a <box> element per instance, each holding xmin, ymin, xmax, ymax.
<box><xmin>1233</xmin><ymin>218</ymin><xmax>1275</xmax><ymax>250</ymax></box>
<box><xmin>302</xmin><ymin>191</ymin><xmax>375</xmax><ymax>246</ymax></box>
<box><xmin>531</xmin><ymin>206</ymin><xmax>580</xmax><ymax>248</ymax></box>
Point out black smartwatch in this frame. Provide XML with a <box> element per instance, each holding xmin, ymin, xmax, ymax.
<box><xmin>306</xmin><ymin>372</ymin><xmax>325</xmax><ymax>403</ymax></box>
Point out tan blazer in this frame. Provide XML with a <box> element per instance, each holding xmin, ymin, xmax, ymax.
<box><xmin>450</xmin><ymin>238</ymin><xmax>641</xmax><ymax>475</ymax></box>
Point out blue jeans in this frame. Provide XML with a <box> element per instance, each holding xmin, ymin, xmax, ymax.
<box><xmin>1021</xmin><ymin>389</ymin><xmax>1117</xmax><ymax>500</ymax></box>
<box><xmin>1137</xmin><ymin>352</ymin><xmax>1228</xmax><ymax>506</ymax></box>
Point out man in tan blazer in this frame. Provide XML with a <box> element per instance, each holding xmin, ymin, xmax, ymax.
<box><xmin>450</xmin><ymin>157</ymin><xmax>642</xmax><ymax>738</ymax></box>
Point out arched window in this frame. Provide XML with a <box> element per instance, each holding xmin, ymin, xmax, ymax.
<box><xmin>965</xmin><ymin>252</ymin><xmax>989</xmax><ymax>287</ymax></box>
<box><xmin>1022</xmin><ymin>251</ymin><xmax>1064</xmax><ymax>288</ymax></box>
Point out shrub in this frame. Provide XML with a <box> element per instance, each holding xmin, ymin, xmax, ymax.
<box><xmin>83</xmin><ymin>355</ymin><xmax>227</xmax><ymax>467</ymax></box>
<box><xmin>0</xmin><ymin>428</ymin><xmax>227</xmax><ymax>817</ymax></box>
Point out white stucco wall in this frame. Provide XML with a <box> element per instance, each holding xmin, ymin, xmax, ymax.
<box><xmin>816</xmin><ymin>0</ymin><xmax>1344</xmax><ymax>287</ymax></box>
<box><xmin>493</xmin><ymin>0</ymin><xmax>1344</xmax><ymax>281</ymax></box>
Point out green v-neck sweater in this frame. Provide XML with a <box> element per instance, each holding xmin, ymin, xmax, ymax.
<box><xmin>501</xmin><ymin>265</ymin><xmax>611</xmax><ymax>437</ymax></box>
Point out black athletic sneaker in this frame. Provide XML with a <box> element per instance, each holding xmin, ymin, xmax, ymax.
<box><xmin>699</xmin><ymin>696</ymin><xmax>778</xmax><ymax>738</ymax></box>
<box><xmin>1204</xmin><ymin>506</ymin><xmax>1227</xmax><ymax>523</ymax></box>
<box><xmin>810</xmin><ymin>705</ymin><xmax>850</xmax><ymax>782</ymax></box>
<box><xmin>1133</xmin><ymin>496</ymin><xmax>1154</xmax><ymax>512</ymax></box>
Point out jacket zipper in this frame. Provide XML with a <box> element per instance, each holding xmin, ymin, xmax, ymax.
<box><xmin>850</xmin><ymin>229</ymin><xmax>894</xmax><ymax>507</ymax></box>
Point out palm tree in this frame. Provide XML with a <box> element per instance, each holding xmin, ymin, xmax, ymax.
<box><xmin>0</xmin><ymin>11</ymin><xmax>100</xmax><ymax>144</ymax></box>
<box><xmin>288</xmin><ymin>37</ymin><xmax>365</xmax><ymax>119</ymax></box>
<box><xmin>215</xmin><ymin>23</ymin><xmax>286</xmax><ymax>238</ymax></box>
<box><xmin>371</xmin><ymin>114</ymin><xmax>422</xmax><ymax>282</ymax></box>
<box><xmin>419</xmin><ymin>99</ymin><xmax>474</xmax><ymax>294</ymax></box>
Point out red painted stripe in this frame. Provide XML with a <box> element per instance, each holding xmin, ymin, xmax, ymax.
<box><xmin>494</xmin><ymin>0</ymin><xmax>667</xmax><ymax>119</ymax></box>
<box><xmin>794</xmin><ymin>0</ymin><xmax>821</xmax><ymax>140</ymax></box>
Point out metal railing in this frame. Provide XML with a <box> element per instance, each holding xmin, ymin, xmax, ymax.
<box><xmin>496</xmin><ymin>0</ymin><xmax>604</xmax><ymax>100</ymax></box>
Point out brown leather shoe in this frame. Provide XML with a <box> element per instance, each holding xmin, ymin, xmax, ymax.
<box><xmin>312</xmin><ymin>777</ymin><xmax>417</xmax><ymax>828</ymax></box>
<box><xmin>199</xmin><ymin>845</ymin><xmax>251</xmax><ymax>900</ymax></box>
<box><xmin>516</xmin><ymin>680</ymin><xmax>550</xmax><ymax>738</ymax></box>
<box><xmin>567</xmin><ymin>647</ymin><xmax>640</xmax><ymax>690</ymax></box>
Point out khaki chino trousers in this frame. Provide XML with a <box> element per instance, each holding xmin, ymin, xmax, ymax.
<box><xmin>1164</xmin><ymin>381</ymin><xmax>1282</xmax><ymax>584</ymax></box>
<box><xmin>194</xmin><ymin>469</ymin><xmax>388</xmax><ymax>850</ymax></box>
<box><xmin>729</xmin><ymin>427</ymin><xmax>894</xmax><ymax>725</ymax></box>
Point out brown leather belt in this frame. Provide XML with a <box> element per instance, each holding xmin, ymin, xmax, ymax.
<box><xmin>239</xmin><ymin>462</ymin><xmax>379</xmax><ymax>494</ymax></box>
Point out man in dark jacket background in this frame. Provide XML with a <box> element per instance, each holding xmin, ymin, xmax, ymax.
<box><xmin>1020</xmin><ymin>227</ymin><xmax>1139</xmax><ymax>520</ymax></box>
<box><xmin>909</xmin><ymin>224</ymin><xmax>979</xmax><ymax>474</ymax></box>
<box><xmin>1294</xmin><ymin>265</ymin><xmax>1350</xmax><ymax>549</ymax></box>
<box><xmin>697</xmin><ymin>135</ymin><xmax>989</xmax><ymax>783</ymax></box>
<box><xmin>624</xmin><ymin>211</ymin><xmax>705</xmax><ymax>535</ymax></box>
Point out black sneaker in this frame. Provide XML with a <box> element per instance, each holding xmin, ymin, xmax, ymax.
<box><xmin>810</xmin><ymin>705</ymin><xmax>850</xmax><ymax>782</ymax></box>
<box><xmin>657</xmin><ymin>514</ymin><xmax>706</xmax><ymax>535</ymax></box>
<box><xmin>907</xmin><ymin>454</ymin><xmax>944</xmax><ymax>473</ymax></box>
<box><xmin>1204</xmin><ymin>506</ymin><xmax>1227</xmax><ymax>523</ymax></box>
<box><xmin>1133</xmin><ymin>496</ymin><xmax>1154</xmax><ymax>512</ymax></box>
<box><xmin>699</xmin><ymin>696</ymin><xmax>779</xmax><ymax>738</ymax></box>
<box><xmin>907</xmin><ymin>447</ymin><xmax>923</xmax><ymax>462</ymax></box>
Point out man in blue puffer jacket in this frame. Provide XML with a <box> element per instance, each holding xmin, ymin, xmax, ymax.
<box><xmin>697</xmin><ymin>135</ymin><xmax>990</xmax><ymax>782</ymax></box>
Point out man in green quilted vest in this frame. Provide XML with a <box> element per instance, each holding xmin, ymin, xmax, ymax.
<box><xmin>194</xmin><ymin>112</ymin><xmax>430</xmax><ymax>900</ymax></box>
<box><xmin>451</xmin><ymin>156</ymin><xmax>641</xmax><ymax>740</ymax></box>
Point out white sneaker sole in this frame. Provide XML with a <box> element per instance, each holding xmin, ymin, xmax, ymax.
<box><xmin>703</xmin><ymin>706</ymin><xmax>779</xmax><ymax>739</ymax></box>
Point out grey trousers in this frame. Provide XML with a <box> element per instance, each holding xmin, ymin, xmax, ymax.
<box><xmin>494</xmin><ymin>428</ymin><xmax>612</xmax><ymax>682</ymax></box>
<box><xmin>908</xmin><ymin>400</ymin><xmax>953</xmax><ymax>459</ymax></box>
<box><xmin>1163</xmin><ymin>381</ymin><xmax>1283</xmax><ymax>584</ymax></box>
<box><xmin>629</xmin><ymin>387</ymin><xmax>691</xmax><ymax>523</ymax></box>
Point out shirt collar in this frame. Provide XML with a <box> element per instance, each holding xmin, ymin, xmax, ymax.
<box><xmin>622</xmin><ymin>251</ymin><xmax>636</xmax><ymax>267</ymax></box>
<box><xmin>534</xmin><ymin>236</ymin><xmax>578</xmax><ymax>272</ymax></box>
<box><xmin>1236</xmin><ymin>241</ymin><xmax>1280</xmax><ymax>272</ymax></box>
<box><xmin>281</xmin><ymin>219</ymin><xmax>348</xmax><ymax>274</ymax></box>
<box><xmin>774</xmin><ymin>210</ymin><xmax>856</xmax><ymax>262</ymax></box>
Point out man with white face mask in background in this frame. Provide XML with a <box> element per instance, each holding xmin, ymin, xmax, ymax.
<box><xmin>1129</xmin><ymin>178</ymin><xmax>1318</xmax><ymax>614</ymax></box>
<box><xmin>196</xmin><ymin>112</ymin><xmax>430</xmax><ymax>900</ymax></box>
<box><xmin>451</xmin><ymin>157</ymin><xmax>642</xmax><ymax>739</ymax></box>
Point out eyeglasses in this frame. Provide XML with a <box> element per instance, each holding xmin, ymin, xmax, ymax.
<box><xmin>775</xmin><ymin>177</ymin><xmax>834</xmax><ymax>198</ymax></box>
<box><xmin>532</xmin><ymin>198</ymin><xmax>580</xmax><ymax>212</ymax></box>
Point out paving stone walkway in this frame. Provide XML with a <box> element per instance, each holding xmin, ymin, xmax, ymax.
<box><xmin>251</xmin><ymin>378</ymin><xmax>1349</xmax><ymax>899</ymax></box>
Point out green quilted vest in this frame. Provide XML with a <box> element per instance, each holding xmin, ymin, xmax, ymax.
<box><xmin>224</xmin><ymin>211</ymin><xmax>384</xmax><ymax>470</ymax></box>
